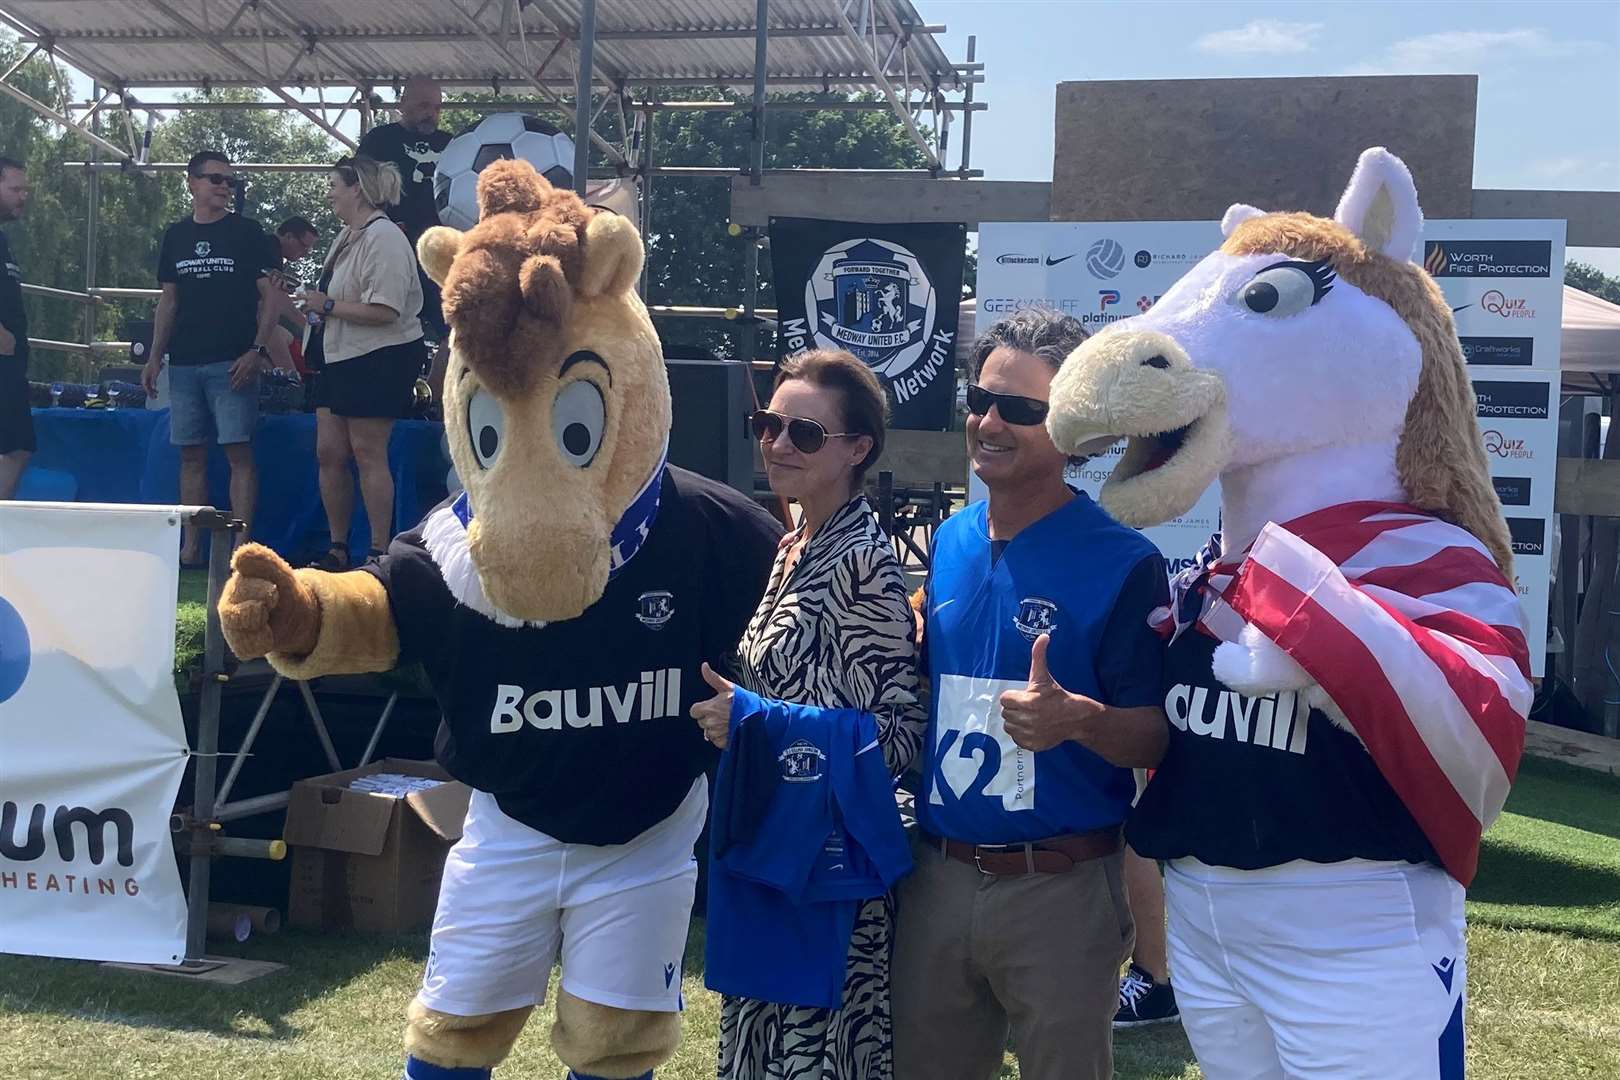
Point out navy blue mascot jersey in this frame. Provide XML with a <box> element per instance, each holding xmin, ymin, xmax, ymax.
<box><xmin>367</xmin><ymin>466</ymin><xmax>782</xmax><ymax>845</ymax></box>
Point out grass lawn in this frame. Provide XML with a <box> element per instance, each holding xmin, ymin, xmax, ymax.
<box><xmin>2</xmin><ymin>758</ymin><xmax>1615</xmax><ymax>1079</ymax></box>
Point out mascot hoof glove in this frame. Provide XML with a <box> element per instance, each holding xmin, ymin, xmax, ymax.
<box><xmin>1212</xmin><ymin>625</ymin><xmax>1313</xmax><ymax>696</ymax></box>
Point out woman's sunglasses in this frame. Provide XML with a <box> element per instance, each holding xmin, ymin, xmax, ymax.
<box><xmin>965</xmin><ymin>383</ymin><xmax>1049</xmax><ymax>426</ymax></box>
<box><xmin>750</xmin><ymin>410</ymin><xmax>861</xmax><ymax>454</ymax></box>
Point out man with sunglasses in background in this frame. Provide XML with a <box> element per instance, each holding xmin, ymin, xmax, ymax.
<box><xmin>893</xmin><ymin>308</ymin><xmax>1170</xmax><ymax>1080</ymax></box>
<box><xmin>143</xmin><ymin>150</ymin><xmax>280</xmax><ymax>565</ymax></box>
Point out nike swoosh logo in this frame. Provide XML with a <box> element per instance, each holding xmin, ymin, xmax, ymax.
<box><xmin>1045</xmin><ymin>254</ymin><xmax>1077</xmax><ymax>266</ymax></box>
<box><xmin>1451</xmin><ymin>304</ymin><xmax>1471</xmax><ymax>314</ymax></box>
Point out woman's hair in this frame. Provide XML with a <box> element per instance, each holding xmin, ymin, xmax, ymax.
<box><xmin>774</xmin><ymin>349</ymin><xmax>889</xmax><ymax>487</ymax></box>
<box><xmin>334</xmin><ymin>156</ymin><xmax>403</xmax><ymax>210</ymax></box>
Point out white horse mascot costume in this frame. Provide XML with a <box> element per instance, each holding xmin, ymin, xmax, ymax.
<box><xmin>1048</xmin><ymin>148</ymin><xmax>1531</xmax><ymax>1079</ymax></box>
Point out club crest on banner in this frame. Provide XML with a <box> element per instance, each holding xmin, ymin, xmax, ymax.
<box><xmin>806</xmin><ymin>238</ymin><xmax>935</xmax><ymax>380</ymax></box>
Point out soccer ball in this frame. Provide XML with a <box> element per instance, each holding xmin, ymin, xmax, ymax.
<box><xmin>1085</xmin><ymin>238</ymin><xmax>1125</xmax><ymax>279</ymax></box>
<box><xmin>433</xmin><ymin>113</ymin><xmax>576</xmax><ymax>231</ymax></box>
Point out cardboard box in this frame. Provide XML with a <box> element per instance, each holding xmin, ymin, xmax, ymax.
<box><xmin>283</xmin><ymin>758</ymin><xmax>471</xmax><ymax>934</ymax></box>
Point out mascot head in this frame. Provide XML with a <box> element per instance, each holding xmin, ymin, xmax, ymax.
<box><xmin>418</xmin><ymin>160</ymin><xmax>671</xmax><ymax>622</ymax></box>
<box><xmin>1046</xmin><ymin>147</ymin><xmax>1510</xmax><ymax>574</ymax></box>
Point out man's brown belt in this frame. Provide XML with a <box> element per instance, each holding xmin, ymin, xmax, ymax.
<box><xmin>919</xmin><ymin>827</ymin><xmax>1123</xmax><ymax>876</ymax></box>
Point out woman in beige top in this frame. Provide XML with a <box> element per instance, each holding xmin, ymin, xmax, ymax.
<box><xmin>300</xmin><ymin>156</ymin><xmax>425</xmax><ymax>569</ymax></box>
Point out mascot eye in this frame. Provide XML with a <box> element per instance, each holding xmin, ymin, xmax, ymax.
<box><xmin>553</xmin><ymin>379</ymin><xmax>606</xmax><ymax>468</ymax></box>
<box><xmin>1235</xmin><ymin>260</ymin><xmax>1335</xmax><ymax>318</ymax></box>
<box><xmin>467</xmin><ymin>387</ymin><xmax>505</xmax><ymax>470</ymax></box>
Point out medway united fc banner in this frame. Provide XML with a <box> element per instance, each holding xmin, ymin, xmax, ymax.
<box><xmin>771</xmin><ymin>216</ymin><xmax>967</xmax><ymax>430</ymax></box>
<box><xmin>0</xmin><ymin>503</ymin><xmax>190</xmax><ymax>964</ymax></box>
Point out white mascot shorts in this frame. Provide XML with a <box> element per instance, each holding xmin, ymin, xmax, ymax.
<box><xmin>1166</xmin><ymin>857</ymin><xmax>1466</xmax><ymax>1080</ymax></box>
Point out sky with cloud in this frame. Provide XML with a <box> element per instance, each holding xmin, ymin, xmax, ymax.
<box><xmin>922</xmin><ymin>0</ymin><xmax>1620</xmax><ymax>272</ymax></box>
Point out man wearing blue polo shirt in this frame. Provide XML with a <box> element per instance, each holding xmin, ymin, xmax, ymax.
<box><xmin>893</xmin><ymin>308</ymin><xmax>1169</xmax><ymax>1080</ymax></box>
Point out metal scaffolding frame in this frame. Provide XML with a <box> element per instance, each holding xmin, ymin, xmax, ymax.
<box><xmin>0</xmin><ymin>0</ymin><xmax>983</xmax><ymax>363</ymax></box>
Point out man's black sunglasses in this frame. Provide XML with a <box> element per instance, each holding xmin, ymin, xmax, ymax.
<box><xmin>750</xmin><ymin>409</ymin><xmax>861</xmax><ymax>454</ymax></box>
<box><xmin>965</xmin><ymin>383</ymin><xmax>1049</xmax><ymax>426</ymax></box>
<box><xmin>191</xmin><ymin>171</ymin><xmax>237</xmax><ymax>187</ymax></box>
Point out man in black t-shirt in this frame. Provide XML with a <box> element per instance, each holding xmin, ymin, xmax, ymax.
<box><xmin>358</xmin><ymin>77</ymin><xmax>451</xmax><ymax>339</ymax></box>
<box><xmin>142</xmin><ymin>151</ymin><xmax>280</xmax><ymax>563</ymax></box>
<box><xmin>0</xmin><ymin>157</ymin><xmax>31</xmax><ymax>500</ymax></box>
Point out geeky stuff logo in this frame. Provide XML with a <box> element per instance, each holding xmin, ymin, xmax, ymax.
<box><xmin>0</xmin><ymin>595</ymin><xmax>29</xmax><ymax>705</ymax></box>
<box><xmin>1086</xmin><ymin>239</ymin><xmax>1125</xmax><ymax>279</ymax></box>
<box><xmin>1482</xmin><ymin>430</ymin><xmax>1533</xmax><ymax>460</ymax></box>
<box><xmin>1423</xmin><ymin>240</ymin><xmax>1552</xmax><ymax>278</ymax></box>
<box><xmin>1479</xmin><ymin>290</ymin><xmax>1535</xmax><ymax>320</ymax></box>
<box><xmin>1098</xmin><ymin>290</ymin><xmax>1120</xmax><ymax>312</ymax></box>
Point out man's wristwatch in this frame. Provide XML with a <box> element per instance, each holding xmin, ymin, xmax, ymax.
<box><xmin>322</xmin><ymin>298</ymin><xmax>336</xmax><ymax>315</ymax></box>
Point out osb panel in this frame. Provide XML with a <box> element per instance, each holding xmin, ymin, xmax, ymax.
<box><xmin>1052</xmin><ymin>76</ymin><xmax>1477</xmax><ymax>221</ymax></box>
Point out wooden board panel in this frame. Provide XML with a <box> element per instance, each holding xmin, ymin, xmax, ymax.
<box><xmin>1555</xmin><ymin>457</ymin><xmax>1620</xmax><ymax>517</ymax></box>
<box><xmin>872</xmin><ymin>428</ymin><xmax>967</xmax><ymax>486</ymax></box>
<box><xmin>1052</xmin><ymin>76</ymin><xmax>1477</xmax><ymax>221</ymax></box>
<box><xmin>729</xmin><ymin>175</ymin><xmax>1051</xmax><ymax>228</ymax></box>
<box><xmin>1473</xmin><ymin>190</ymin><xmax>1620</xmax><ymax>247</ymax></box>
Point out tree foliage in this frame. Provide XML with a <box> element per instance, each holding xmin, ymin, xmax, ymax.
<box><xmin>1566</xmin><ymin>261</ymin><xmax>1620</xmax><ymax>306</ymax></box>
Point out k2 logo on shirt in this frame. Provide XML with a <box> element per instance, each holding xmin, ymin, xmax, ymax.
<box><xmin>1013</xmin><ymin>596</ymin><xmax>1057</xmax><ymax>641</ymax></box>
<box><xmin>1165</xmin><ymin>683</ymin><xmax>1310</xmax><ymax>755</ymax></box>
<box><xmin>929</xmin><ymin>674</ymin><xmax>1036</xmax><ymax>811</ymax></box>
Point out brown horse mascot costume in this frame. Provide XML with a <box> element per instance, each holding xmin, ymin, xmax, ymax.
<box><xmin>219</xmin><ymin>159</ymin><xmax>780</xmax><ymax>1080</ymax></box>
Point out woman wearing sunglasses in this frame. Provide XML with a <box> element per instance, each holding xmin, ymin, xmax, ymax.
<box><xmin>692</xmin><ymin>349</ymin><xmax>925</xmax><ymax>1080</ymax></box>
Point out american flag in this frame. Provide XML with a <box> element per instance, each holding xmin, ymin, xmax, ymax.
<box><xmin>1151</xmin><ymin>502</ymin><xmax>1532</xmax><ymax>886</ymax></box>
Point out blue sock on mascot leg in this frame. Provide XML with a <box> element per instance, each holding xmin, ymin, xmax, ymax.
<box><xmin>404</xmin><ymin>1057</ymin><xmax>492</xmax><ymax>1079</ymax></box>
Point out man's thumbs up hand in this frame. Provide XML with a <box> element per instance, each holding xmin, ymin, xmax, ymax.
<box><xmin>1000</xmin><ymin>634</ymin><xmax>1102</xmax><ymax>752</ymax></box>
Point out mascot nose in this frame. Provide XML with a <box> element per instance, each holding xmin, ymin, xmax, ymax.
<box><xmin>1047</xmin><ymin>330</ymin><xmax>1195</xmax><ymax>456</ymax></box>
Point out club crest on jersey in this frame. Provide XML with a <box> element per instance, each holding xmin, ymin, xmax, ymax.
<box><xmin>1013</xmin><ymin>597</ymin><xmax>1058</xmax><ymax>641</ymax></box>
<box><xmin>194</xmin><ymin>241</ymin><xmax>210</xmax><ymax>257</ymax></box>
<box><xmin>636</xmin><ymin>590</ymin><xmax>674</xmax><ymax>630</ymax></box>
<box><xmin>778</xmin><ymin>738</ymin><xmax>827</xmax><ymax>783</ymax></box>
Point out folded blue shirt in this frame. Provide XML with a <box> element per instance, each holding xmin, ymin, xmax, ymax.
<box><xmin>704</xmin><ymin>686</ymin><xmax>912</xmax><ymax>1008</ymax></box>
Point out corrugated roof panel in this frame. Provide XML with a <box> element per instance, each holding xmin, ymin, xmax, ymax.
<box><xmin>0</xmin><ymin>0</ymin><xmax>967</xmax><ymax>88</ymax></box>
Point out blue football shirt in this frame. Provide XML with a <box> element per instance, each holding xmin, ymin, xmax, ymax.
<box><xmin>917</xmin><ymin>494</ymin><xmax>1167</xmax><ymax>844</ymax></box>
<box><xmin>705</xmin><ymin>688</ymin><xmax>911</xmax><ymax>1008</ymax></box>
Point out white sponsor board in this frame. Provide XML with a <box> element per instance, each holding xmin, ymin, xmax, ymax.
<box><xmin>0</xmin><ymin>503</ymin><xmax>191</xmax><ymax>963</ymax></box>
<box><xmin>976</xmin><ymin>220</ymin><xmax>1563</xmax><ymax>673</ymax></box>
<box><xmin>973</xmin><ymin>222</ymin><xmax>1226</xmax><ymax>566</ymax></box>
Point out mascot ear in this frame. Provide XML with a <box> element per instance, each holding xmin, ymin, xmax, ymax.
<box><xmin>1334</xmin><ymin>147</ymin><xmax>1423</xmax><ymax>262</ymax></box>
<box><xmin>579</xmin><ymin>212</ymin><xmax>644</xmax><ymax>298</ymax></box>
<box><xmin>1220</xmin><ymin>203</ymin><xmax>1266</xmax><ymax>237</ymax></box>
<box><xmin>418</xmin><ymin>226</ymin><xmax>462</xmax><ymax>288</ymax></box>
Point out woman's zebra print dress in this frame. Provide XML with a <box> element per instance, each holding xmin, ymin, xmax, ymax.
<box><xmin>716</xmin><ymin>494</ymin><xmax>926</xmax><ymax>1080</ymax></box>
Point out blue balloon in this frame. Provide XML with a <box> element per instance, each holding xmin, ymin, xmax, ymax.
<box><xmin>0</xmin><ymin>595</ymin><xmax>30</xmax><ymax>704</ymax></box>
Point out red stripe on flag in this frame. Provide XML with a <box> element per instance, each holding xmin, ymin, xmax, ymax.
<box><xmin>1353</xmin><ymin>547</ymin><xmax>1510</xmax><ymax>602</ymax></box>
<box><xmin>1410</xmin><ymin>609</ymin><xmax>1532</xmax><ymax>682</ymax></box>
<box><xmin>1225</xmin><ymin>559</ymin><xmax>1485</xmax><ymax>884</ymax></box>
<box><xmin>1360</xmin><ymin>593</ymin><xmax>1527</xmax><ymax>783</ymax></box>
